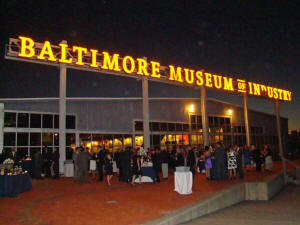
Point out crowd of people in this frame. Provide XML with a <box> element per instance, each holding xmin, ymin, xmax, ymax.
<box><xmin>69</xmin><ymin>142</ymin><xmax>274</xmax><ymax>185</ymax></box>
<box><xmin>1</xmin><ymin>142</ymin><xmax>274</xmax><ymax>185</ymax></box>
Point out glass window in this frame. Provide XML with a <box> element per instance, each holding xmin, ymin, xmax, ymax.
<box><xmin>124</xmin><ymin>135</ymin><xmax>132</xmax><ymax>148</ymax></box>
<box><xmin>182</xmin><ymin>135</ymin><xmax>189</xmax><ymax>145</ymax></box>
<box><xmin>30</xmin><ymin>147</ymin><xmax>41</xmax><ymax>157</ymax></box>
<box><xmin>191</xmin><ymin>123</ymin><xmax>197</xmax><ymax>131</ymax></box>
<box><xmin>190</xmin><ymin>115</ymin><xmax>196</xmax><ymax>124</ymax></box>
<box><xmin>42</xmin><ymin>133</ymin><xmax>53</xmax><ymax>146</ymax></box>
<box><xmin>17</xmin><ymin>113</ymin><xmax>29</xmax><ymax>128</ymax></box>
<box><xmin>168</xmin><ymin>123</ymin><xmax>175</xmax><ymax>131</ymax></box>
<box><xmin>30</xmin><ymin>133</ymin><xmax>41</xmax><ymax>146</ymax></box>
<box><xmin>17</xmin><ymin>147</ymin><xmax>28</xmax><ymax>159</ymax></box>
<box><xmin>160</xmin><ymin>134</ymin><xmax>167</xmax><ymax>147</ymax></box>
<box><xmin>30</xmin><ymin>114</ymin><xmax>41</xmax><ymax>128</ymax></box>
<box><xmin>160</xmin><ymin>123</ymin><xmax>167</xmax><ymax>131</ymax></box>
<box><xmin>17</xmin><ymin>133</ymin><xmax>28</xmax><ymax>146</ymax></box>
<box><xmin>135</xmin><ymin>135</ymin><xmax>143</xmax><ymax>149</ymax></box>
<box><xmin>54</xmin><ymin>115</ymin><xmax>59</xmax><ymax>129</ymax></box>
<box><xmin>220</xmin><ymin>117</ymin><xmax>225</xmax><ymax>125</ymax></box>
<box><xmin>79</xmin><ymin>134</ymin><xmax>91</xmax><ymax>149</ymax></box>
<box><xmin>92</xmin><ymin>134</ymin><xmax>103</xmax><ymax>149</ymax></box>
<box><xmin>197</xmin><ymin>135</ymin><xmax>203</xmax><ymax>146</ymax></box>
<box><xmin>113</xmin><ymin>135</ymin><xmax>123</xmax><ymax>152</ymax></box>
<box><xmin>4</xmin><ymin>132</ymin><xmax>16</xmax><ymax>146</ymax></box>
<box><xmin>191</xmin><ymin>135</ymin><xmax>197</xmax><ymax>146</ymax></box>
<box><xmin>151</xmin><ymin>122</ymin><xmax>160</xmax><ymax>131</ymax></box>
<box><xmin>43</xmin><ymin>114</ymin><xmax>53</xmax><ymax>128</ymax></box>
<box><xmin>183</xmin><ymin>123</ymin><xmax>189</xmax><ymax>132</ymax></box>
<box><xmin>175</xmin><ymin>123</ymin><xmax>183</xmax><ymax>132</ymax></box>
<box><xmin>54</xmin><ymin>133</ymin><xmax>59</xmax><ymax>146</ymax></box>
<box><xmin>66</xmin><ymin>115</ymin><xmax>76</xmax><ymax>129</ymax></box>
<box><xmin>225</xmin><ymin>117</ymin><xmax>230</xmax><ymax>124</ymax></box>
<box><xmin>66</xmin><ymin>147</ymin><xmax>74</xmax><ymax>160</ymax></box>
<box><xmin>214</xmin><ymin>117</ymin><xmax>219</xmax><ymax>125</ymax></box>
<box><xmin>66</xmin><ymin>133</ymin><xmax>75</xmax><ymax>146</ymax></box>
<box><xmin>135</xmin><ymin>121</ymin><xmax>143</xmax><ymax>131</ymax></box>
<box><xmin>103</xmin><ymin>135</ymin><xmax>113</xmax><ymax>151</ymax></box>
<box><xmin>208</xmin><ymin>116</ymin><xmax>213</xmax><ymax>125</ymax></box>
<box><xmin>4</xmin><ymin>112</ymin><xmax>16</xmax><ymax>127</ymax></box>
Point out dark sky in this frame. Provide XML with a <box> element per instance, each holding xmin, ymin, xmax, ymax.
<box><xmin>0</xmin><ymin>1</ymin><xmax>299</xmax><ymax>129</ymax></box>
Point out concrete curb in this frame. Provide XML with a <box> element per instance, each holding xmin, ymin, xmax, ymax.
<box><xmin>143</xmin><ymin>172</ymin><xmax>286</xmax><ymax>225</ymax></box>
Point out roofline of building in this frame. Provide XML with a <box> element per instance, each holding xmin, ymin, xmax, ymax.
<box><xmin>0</xmin><ymin>97</ymin><xmax>287</xmax><ymax>119</ymax></box>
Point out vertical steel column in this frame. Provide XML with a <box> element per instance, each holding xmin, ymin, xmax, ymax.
<box><xmin>275</xmin><ymin>100</ymin><xmax>287</xmax><ymax>182</ymax></box>
<box><xmin>244</xmin><ymin>93</ymin><xmax>250</xmax><ymax>146</ymax></box>
<box><xmin>142</xmin><ymin>78</ymin><xmax>150</xmax><ymax>151</ymax></box>
<box><xmin>59</xmin><ymin>42</ymin><xmax>67</xmax><ymax>174</ymax></box>
<box><xmin>201</xmin><ymin>87</ymin><xmax>209</xmax><ymax>146</ymax></box>
<box><xmin>0</xmin><ymin>103</ymin><xmax>4</xmax><ymax>153</ymax></box>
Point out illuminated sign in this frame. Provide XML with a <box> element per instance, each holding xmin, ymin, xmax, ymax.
<box><xmin>5</xmin><ymin>36</ymin><xmax>292</xmax><ymax>101</ymax></box>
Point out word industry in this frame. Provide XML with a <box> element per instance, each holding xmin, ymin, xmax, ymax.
<box><xmin>6</xmin><ymin>36</ymin><xmax>292</xmax><ymax>101</ymax></box>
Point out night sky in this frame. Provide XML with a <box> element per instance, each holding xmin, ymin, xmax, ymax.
<box><xmin>0</xmin><ymin>1</ymin><xmax>299</xmax><ymax>129</ymax></box>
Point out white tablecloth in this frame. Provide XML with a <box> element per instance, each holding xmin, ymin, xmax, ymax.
<box><xmin>135</xmin><ymin>176</ymin><xmax>153</xmax><ymax>183</ymax></box>
<box><xmin>174</xmin><ymin>171</ymin><xmax>193</xmax><ymax>195</ymax></box>
<box><xmin>64</xmin><ymin>163</ymin><xmax>74</xmax><ymax>177</ymax></box>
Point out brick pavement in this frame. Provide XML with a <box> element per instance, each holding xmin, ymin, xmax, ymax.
<box><xmin>0</xmin><ymin>160</ymin><xmax>299</xmax><ymax>225</ymax></box>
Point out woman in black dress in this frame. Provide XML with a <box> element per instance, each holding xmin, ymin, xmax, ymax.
<box><xmin>105</xmin><ymin>153</ymin><xmax>113</xmax><ymax>185</ymax></box>
<box><xmin>131</xmin><ymin>152</ymin><xmax>142</xmax><ymax>185</ymax></box>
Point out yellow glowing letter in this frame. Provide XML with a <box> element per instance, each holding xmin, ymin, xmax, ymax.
<box><xmin>277</xmin><ymin>89</ymin><xmax>283</xmax><ymax>100</ymax></box>
<box><xmin>267</xmin><ymin>87</ymin><xmax>273</xmax><ymax>98</ymax></box>
<box><xmin>168</xmin><ymin>66</ymin><xmax>183</xmax><ymax>82</ymax></box>
<box><xmin>253</xmin><ymin>83</ymin><xmax>261</xmax><ymax>95</ymax></box>
<box><xmin>136</xmin><ymin>58</ymin><xmax>149</xmax><ymax>76</ymax></box>
<box><xmin>37</xmin><ymin>41</ymin><xmax>56</xmax><ymax>62</ymax></box>
<box><xmin>122</xmin><ymin>56</ymin><xmax>135</xmax><ymax>73</ymax></box>
<box><xmin>150</xmin><ymin>61</ymin><xmax>161</xmax><ymax>78</ymax></box>
<box><xmin>90</xmin><ymin>49</ymin><xmax>98</xmax><ymax>68</ymax></box>
<box><xmin>73</xmin><ymin>46</ymin><xmax>87</xmax><ymax>65</ymax></box>
<box><xmin>248</xmin><ymin>82</ymin><xmax>253</xmax><ymax>94</ymax></box>
<box><xmin>287</xmin><ymin>91</ymin><xmax>292</xmax><ymax>101</ymax></box>
<box><xmin>213</xmin><ymin>75</ymin><xmax>222</xmax><ymax>89</ymax></box>
<box><xmin>223</xmin><ymin>77</ymin><xmax>234</xmax><ymax>91</ymax></box>
<box><xmin>273</xmin><ymin>88</ymin><xmax>278</xmax><ymax>99</ymax></box>
<box><xmin>59</xmin><ymin>43</ymin><xmax>72</xmax><ymax>64</ymax></box>
<box><xmin>205</xmin><ymin>73</ymin><xmax>213</xmax><ymax>87</ymax></box>
<box><xmin>184</xmin><ymin>69</ymin><xmax>194</xmax><ymax>84</ymax></box>
<box><xmin>101</xmin><ymin>52</ymin><xmax>121</xmax><ymax>71</ymax></box>
<box><xmin>18</xmin><ymin>36</ymin><xmax>35</xmax><ymax>58</ymax></box>
<box><xmin>195</xmin><ymin>71</ymin><xmax>204</xmax><ymax>86</ymax></box>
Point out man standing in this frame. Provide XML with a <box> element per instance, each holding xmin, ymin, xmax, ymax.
<box><xmin>160</xmin><ymin>147</ymin><xmax>169</xmax><ymax>179</ymax></box>
<box><xmin>72</xmin><ymin>147</ymin><xmax>80</xmax><ymax>182</ymax></box>
<box><xmin>78</xmin><ymin>147</ymin><xmax>90</xmax><ymax>183</ymax></box>
<box><xmin>97</xmin><ymin>147</ymin><xmax>106</xmax><ymax>182</ymax></box>
<box><xmin>214</xmin><ymin>142</ymin><xmax>227</xmax><ymax>180</ymax></box>
<box><xmin>235</xmin><ymin>145</ymin><xmax>244</xmax><ymax>179</ymax></box>
<box><xmin>187</xmin><ymin>146</ymin><xmax>196</xmax><ymax>176</ymax></box>
<box><xmin>33</xmin><ymin>150</ymin><xmax>43</xmax><ymax>179</ymax></box>
<box><xmin>52</xmin><ymin>147</ymin><xmax>60</xmax><ymax>179</ymax></box>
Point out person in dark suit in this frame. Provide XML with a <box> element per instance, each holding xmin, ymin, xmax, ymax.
<box><xmin>176</xmin><ymin>147</ymin><xmax>184</xmax><ymax>167</ymax></box>
<box><xmin>33</xmin><ymin>150</ymin><xmax>43</xmax><ymax>179</ymax></box>
<box><xmin>236</xmin><ymin>145</ymin><xmax>244</xmax><ymax>179</ymax></box>
<box><xmin>97</xmin><ymin>147</ymin><xmax>106</xmax><ymax>182</ymax></box>
<box><xmin>187</xmin><ymin>147</ymin><xmax>196</xmax><ymax>176</ymax></box>
<box><xmin>160</xmin><ymin>147</ymin><xmax>169</xmax><ymax>179</ymax></box>
<box><xmin>78</xmin><ymin>147</ymin><xmax>90</xmax><ymax>183</ymax></box>
<box><xmin>121</xmin><ymin>147</ymin><xmax>131</xmax><ymax>182</ymax></box>
<box><xmin>52</xmin><ymin>147</ymin><xmax>60</xmax><ymax>179</ymax></box>
<box><xmin>214</xmin><ymin>142</ymin><xmax>227</xmax><ymax>180</ymax></box>
<box><xmin>151</xmin><ymin>148</ymin><xmax>161</xmax><ymax>182</ymax></box>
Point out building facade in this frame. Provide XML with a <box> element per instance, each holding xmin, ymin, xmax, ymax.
<box><xmin>0</xmin><ymin>97</ymin><xmax>288</xmax><ymax>160</ymax></box>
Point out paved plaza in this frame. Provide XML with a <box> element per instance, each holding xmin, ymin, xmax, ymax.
<box><xmin>185</xmin><ymin>184</ymin><xmax>300</xmax><ymax>225</ymax></box>
<box><xmin>0</xmin><ymin>161</ymin><xmax>299</xmax><ymax>225</ymax></box>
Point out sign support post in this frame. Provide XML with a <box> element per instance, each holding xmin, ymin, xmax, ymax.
<box><xmin>201</xmin><ymin>87</ymin><xmax>209</xmax><ymax>146</ymax></box>
<box><xmin>275</xmin><ymin>100</ymin><xmax>287</xmax><ymax>183</ymax></box>
<box><xmin>142</xmin><ymin>78</ymin><xmax>150</xmax><ymax>151</ymax></box>
<box><xmin>244</xmin><ymin>93</ymin><xmax>250</xmax><ymax>146</ymax></box>
<box><xmin>0</xmin><ymin>103</ymin><xmax>4</xmax><ymax>153</ymax></box>
<box><xmin>59</xmin><ymin>41</ymin><xmax>67</xmax><ymax>174</ymax></box>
